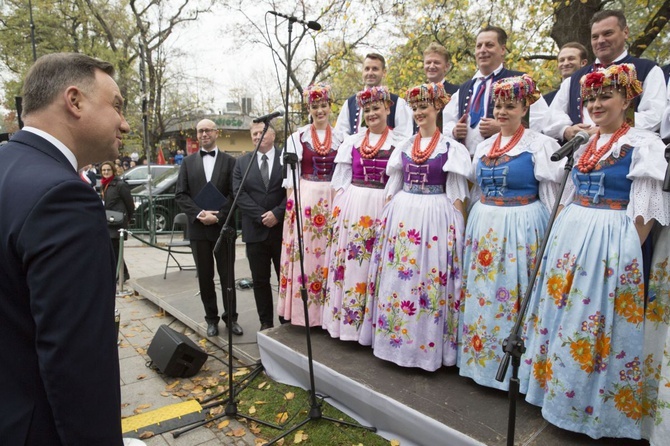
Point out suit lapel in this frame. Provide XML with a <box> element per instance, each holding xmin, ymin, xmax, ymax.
<box><xmin>211</xmin><ymin>151</ymin><xmax>223</xmax><ymax>186</ymax></box>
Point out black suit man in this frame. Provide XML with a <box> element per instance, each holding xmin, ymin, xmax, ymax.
<box><xmin>0</xmin><ymin>53</ymin><xmax>129</xmax><ymax>445</ymax></box>
<box><xmin>233</xmin><ymin>122</ymin><xmax>286</xmax><ymax>330</ymax></box>
<box><xmin>175</xmin><ymin>119</ymin><xmax>241</xmax><ymax>337</ymax></box>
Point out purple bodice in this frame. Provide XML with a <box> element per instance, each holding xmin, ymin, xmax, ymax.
<box><xmin>351</xmin><ymin>147</ymin><xmax>394</xmax><ymax>188</ymax></box>
<box><xmin>401</xmin><ymin>152</ymin><xmax>449</xmax><ymax>194</ymax></box>
<box><xmin>301</xmin><ymin>139</ymin><xmax>336</xmax><ymax>181</ymax></box>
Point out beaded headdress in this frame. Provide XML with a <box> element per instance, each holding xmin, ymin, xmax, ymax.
<box><xmin>356</xmin><ymin>86</ymin><xmax>393</xmax><ymax>108</ymax></box>
<box><xmin>580</xmin><ymin>63</ymin><xmax>642</xmax><ymax>101</ymax></box>
<box><xmin>405</xmin><ymin>82</ymin><xmax>450</xmax><ymax>109</ymax></box>
<box><xmin>303</xmin><ymin>83</ymin><xmax>332</xmax><ymax>105</ymax></box>
<box><xmin>492</xmin><ymin>74</ymin><xmax>541</xmax><ymax>105</ymax></box>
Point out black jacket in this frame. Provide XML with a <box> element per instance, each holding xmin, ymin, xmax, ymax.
<box><xmin>102</xmin><ymin>177</ymin><xmax>134</xmax><ymax>238</ymax></box>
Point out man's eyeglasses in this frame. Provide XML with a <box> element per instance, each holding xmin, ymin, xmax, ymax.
<box><xmin>197</xmin><ymin>128</ymin><xmax>217</xmax><ymax>134</ymax></box>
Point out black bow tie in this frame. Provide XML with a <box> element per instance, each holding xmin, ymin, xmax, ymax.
<box><xmin>200</xmin><ymin>150</ymin><xmax>215</xmax><ymax>157</ymax></box>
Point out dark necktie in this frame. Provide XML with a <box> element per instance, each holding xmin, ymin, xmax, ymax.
<box><xmin>261</xmin><ymin>154</ymin><xmax>269</xmax><ymax>189</ymax></box>
<box><xmin>200</xmin><ymin>150</ymin><xmax>215</xmax><ymax>157</ymax></box>
<box><xmin>469</xmin><ymin>75</ymin><xmax>492</xmax><ymax>129</ymax></box>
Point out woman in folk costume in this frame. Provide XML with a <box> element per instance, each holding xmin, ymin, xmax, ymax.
<box><xmin>361</xmin><ymin>82</ymin><xmax>470</xmax><ymax>371</ymax></box>
<box><xmin>523</xmin><ymin>64</ymin><xmax>670</xmax><ymax>439</ymax></box>
<box><xmin>458</xmin><ymin>74</ymin><xmax>564</xmax><ymax>390</ymax></box>
<box><xmin>643</xmin><ymin>225</ymin><xmax>670</xmax><ymax>445</ymax></box>
<box><xmin>323</xmin><ymin>86</ymin><xmax>404</xmax><ymax>340</ymax></box>
<box><xmin>278</xmin><ymin>83</ymin><xmax>343</xmax><ymax>326</ymax></box>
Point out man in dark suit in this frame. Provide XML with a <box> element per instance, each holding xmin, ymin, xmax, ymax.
<box><xmin>0</xmin><ymin>53</ymin><xmax>129</xmax><ymax>445</ymax></box>
<box><xmin>175</xmin><ymin>119</ymin><xmax>240</xmax><ymax>337</ymax></box>
<box><xmin>233</xmin><ymin>122</ymin><xmax>286</xmax><ymax>330</ymax></box>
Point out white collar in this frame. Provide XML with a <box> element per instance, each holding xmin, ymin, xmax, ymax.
<box><xmin>594</xmin><ymin>49</ymin><xmax>629</xmax><ymax>66</ymax></box>
<box><xmin>472</xmin><ymin>64</ymin><xmax>504</xmax><ymax>80</ymax></box>
<box><xmin>22</xmin><ymin>126</ymin><xmax>78</xmax><ymax>171</ymax></box>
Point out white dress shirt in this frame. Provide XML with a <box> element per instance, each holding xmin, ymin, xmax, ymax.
<box><xmin>23</xmin><ymin>126</ymin><xmax>78</xmax><ymax>171</ymax></box>
<box><xmin>201</xmin><ymin>147</ymin><xmax>218</xmax><ymax>182</ymax></box>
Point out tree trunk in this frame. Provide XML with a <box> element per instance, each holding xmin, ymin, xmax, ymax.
<box><xmin>550</xmin><ymin>0</ymin><xmax>603</xmax><ymax>62</ymax></box>
<box><xmin>629</xmin><ymin>0</ymin><xmax>670</xmax><ymax>57</ymax></box>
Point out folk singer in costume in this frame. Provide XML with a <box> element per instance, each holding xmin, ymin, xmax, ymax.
<box><xmin>361</xmin><ymin>83</ymin><xmax>470</xmax><ymax>371</ymax></box>
<box><xmin>323</xmin><ymin>86</ymin><xmax>404</xmax><ymax>341</ymax></box>
<box><xmin>523</xmin><ymin>64</ymin><xmax>669</xmax><ymax>440</ymax></box>
<box><xmin>278</xmin><ymin>83</ymin><xmax>342</xmax><ymax>326</ymax></box>
<box><xmin>458</xmin><ymin>75</ymin><xmax>563</xmax><ymax>390</ymax></box>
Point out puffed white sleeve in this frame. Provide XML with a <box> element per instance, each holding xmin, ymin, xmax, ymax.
<box><xmin>331</xmin><ymin>136</ymin><xmax>356</xmax><ymax>192</ymax></box>
<box><xmin>531</xmin><ymin>133</ymin><xmax>565</xmax><ymax>212</ymax></box>
<box><xmin>393</xmin><ymin>97</ymin><xmax>415</xmax><ymax>139</ymax></box>
<box><xmin>443</xmin><ymin>139</ymin><xmax>472</xmax><ymax>203</ymax></box>
<box><xmin>542</xmin><ymin>78</ymin><xmax>573</xmax><ymax>141</ymax></box>
<box><xmin>627</xmin><ymin>134</ymin><xmax>670</xmax><ymax>225</ymax></box>
<box><xmin>334</xmin><ymin>103</ymin><xmax>352</xmax><ymax>139</ymax></box>
<box><xmin>529</xmin><ymin>95</ymin><xmax>549</xmax><ymax>133</ymax></box>
<box><xmin>442</xmin><ymin>90</ymin><xmax>460</xmax><ymax>139</ymax></box>
<box><xmin>383</xmin><ymin>139</ymin><xmax>408</xmax><ymax>200</ymax></box>
<box><xmin>281</xmin><ymin>130</ymin><xmax>304</xmax><ymax>189</ymax></box>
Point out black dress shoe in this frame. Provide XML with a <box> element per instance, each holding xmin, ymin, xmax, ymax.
<box><xmin>227</xmin><ymin>321</ymin><xmax>243</xmax><ymax>336</ymax></box>
<box><xmin>260</xmin><ymin>323</ymin><xmax>274</xmax><ymax>331</ymax></box>
<box><xmin>206</xmin><ymin>323</ymin><xmax>219</xmax><ymax>337</ymax></box>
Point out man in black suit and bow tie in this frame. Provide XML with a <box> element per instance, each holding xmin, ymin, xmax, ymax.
<box><xmin>233</xmin><ymin>122</ymin><xmax>286</xmax><ymax>330</ymax></box>
<box><xmin>175</xmin><ymin>119</ymin><xmax>241</xmax><ymax>337</ymax></box>
<box><xmin>0</xmin><ymin>53</ymin><xmax>128</xmax><ymax>445</ymax></box>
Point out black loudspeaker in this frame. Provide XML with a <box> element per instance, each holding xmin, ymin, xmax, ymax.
<box><xmin>147</xmin><ymin>325</ymin><xmax>207</xmax><ymax>377</ymax></box>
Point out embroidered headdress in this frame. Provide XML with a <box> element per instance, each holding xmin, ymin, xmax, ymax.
<box><xmin>404</xmin><ymin>82</ymin><xmax>450</xmax><ymax>109</ymax></box>
<box><xmin>580</xmin><ymin>63</ymin><xmax>642</xmax><ymax>101</ymax></box>
<box><xmin>492</xmin><ymin>74</ymin><xmax>541</xmax><ymax>105</ymax></box>
<box><xmin>303</xmin><ymin>83</ymin><xmax>332</xmax><ymax>105</ymax></box>
<box><xmin>356</xmin><ymin>86</ymin><xmax>393</xmax><ymax>108</ymax></box>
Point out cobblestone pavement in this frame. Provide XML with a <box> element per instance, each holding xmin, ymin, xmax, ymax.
<box><xmin>119</xmin><ymin>235</ymin><xmax>266</xmax><ymax>446</ymax></box>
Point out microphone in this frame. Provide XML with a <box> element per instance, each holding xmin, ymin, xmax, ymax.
<box><xmin>269</xmin><ymin>11</ymin><xmax>321</xmax><ymax>30</ymax></box>
<box><xmin>551</xmin><ymin>130</ymin><xmax>590</xmax><ymax>162</ymax></box>
<box><xmin>252</xmin><ymin>110</ymin><xmax>284</xmax><ymax>124</ymax></box>
<box><xmin>663</xmin><ymin>143</ymin><xmax>670</xmax><ymax>192</ymax></box>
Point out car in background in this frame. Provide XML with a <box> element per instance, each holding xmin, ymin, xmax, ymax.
<box><xmin>122</xmin><ymin>165</ymin><xmax>175</xmax><ymax>187</ymax></box>
<box><xmin>131</xmin><ymin>166</ymin><xmax>181</xmax><ymax>232</ymax></box>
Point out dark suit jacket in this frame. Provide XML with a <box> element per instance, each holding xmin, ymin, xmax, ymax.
<box><xmin>0</xmin><ymin>130</ymin><xmax>122</xmax><ymax>445</ymax></box>
<box><xmin>103</xmin><ymin>177</ymin><xmax>134</xmax><ymax>239</ymax></box>
<box><xmin>233</xmin><ymin>149</ymin><xmax>286</xmax><ymax>244</ymax></box>
<box><xmin>175</xmin><ymin>150</ymin><xmax>236</xmax><ymax>241</ymax></box>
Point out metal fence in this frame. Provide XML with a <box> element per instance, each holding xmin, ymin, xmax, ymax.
<box><xmin>129</xmin><ymin>194</ymin><xmax>242</xmax><ymax>236</ymax></box>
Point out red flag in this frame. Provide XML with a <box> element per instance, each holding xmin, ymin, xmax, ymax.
<box><xmin>156</xmin><ymin>148</ymin><xmax>166</xmax><ymax>165</ymax></box>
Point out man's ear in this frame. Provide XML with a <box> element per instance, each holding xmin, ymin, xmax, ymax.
<box><xmin>64</xmin><ymin>86</ymin><xmax>83</xmax><ymax>117</ymax></box>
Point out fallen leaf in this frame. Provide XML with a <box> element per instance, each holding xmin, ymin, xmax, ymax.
<box><xmin>136</xmin><ymin>374</ymin><xmax>146</xmax><ymax>380</ymax></box>
<box><xmin>284</xmin><ymin>392</ymin><xmax>295</xmax><ymax>400</ymax></box>
<box><xmin>135</xmin><ymin>404</ymin><xmax>151</xmax><ymax>410</ymax></box>
<box><xmin>390</xmin><ymin>440</ymin><xmax>401</xmax><ymax>446</ymax></box>
<box><xmin>254</xmin><ymin>439</ymin><xmax>268</xmax><ymax>445</ymax></box>
<box><xmin>293</xmin><ymin>430</ymin><xmax>308</xmax><ymax>443</ymax></box>
<box><xmin>254</xmin><ymin>400</ymin><xmax>267</xmax><ymax>405</ymax></box>
<box><xmin>226</xmin><ymin>427</ymin><xmax>246</xmax><ymax>437</ymax></box>
<box><xmin>258</xmin><ymin>381</ymin><xmax>267</xmax><ymax>389</ymax></box>
<box><xmin>166</xmin><ymin>381</ymin><xmax>180</xmax><ymax>390</ymax></box>
<box><xmin>217</xmin><ymin>420</ymin><xmax>230</xmax><ymax>429</ymax></box>
<box><xmin>160</xmin><ymin>392</ymin><xmax>170</xmax><ymax>397</ymax></box>
<box><xmin>249</xmin><ymin>406</ymin><xmax>256</xmax><ymax>415</ymax></box>
<box><xmin>210</xmin><ymin>406</ymin><xmax>224</xmax><ymax>416</ymax></box>
<box><xmin>139</xmin><ymin>431</ymin><xmax>154</xmax><ymax>439</ymax></box>
<box><xmin>250</xmin><ymin>424</ymin><xmax>261</xmax><ymax>434</ymax></box>
<box><xmin>276</xmin><ymin>412</ymin><xmax>289</xmax><ymax>424</ymax></box>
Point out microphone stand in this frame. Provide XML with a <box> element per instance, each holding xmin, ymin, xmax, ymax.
<box><xmin>265</xmin><ymin>15</ymin><xmax>375</xmax><ymax>445</ymax></box>
<box><xmin>265</xmin><ymin>147</ymin><xmax>376</xmax><ymax>445</ymax></box>
<box><xmin>172</xmin><ymin>122</ymin><xmax>281</xmax><ymax>438</ymax></box>
<box><xmin>494</xmin><ymin>151</ymin><xmax>576</xmax><ymax>446</ymax></box>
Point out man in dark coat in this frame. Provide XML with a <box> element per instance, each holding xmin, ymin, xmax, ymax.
<box><xmin>0</xmin><ymin>53</ymin><xmax>129</xmax><ymax>445</ymax></box>
<box><xmin>175</xmin><ymin>119</ymin><xmax>240</xmax><ymax>337</ymax></box>
<box><xmin>233</xmin><ymin>122</ymin><xmax>286</xmax><ymax>330</ymax></box>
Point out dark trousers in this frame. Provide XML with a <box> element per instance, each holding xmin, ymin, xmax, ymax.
<box><xmin>191</xmin><ymin>239</ymin><xmax>237</xmax><ymax>325</ymax></box>
<box><xmin>246</xmin><ymin>235</ymin><xmax>282</xmax><ymax>326</ymax></box>
<box><xmin>110</xmin><ymin>237</ymin><xmax>129</xmax><ymax>281</ymax></box>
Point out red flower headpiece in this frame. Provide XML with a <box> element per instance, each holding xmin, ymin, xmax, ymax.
<box><xmin>356</xmin><ymin>86</ymin><xmax>393</xmax><ymax>108</ymax></box>
<box><xmin>303</xmin><ymin>83</ymin><xmax>332</xmax><ymax>105</ymax></box>
<box><xmin>580</xmin><ymin>63</ymin><xmax>642</xmax><ymax>101</ymax></box>
<box><xmin>404</xmin><ymin>82</ymin><xmax>450</xmax><ymax>109</ymax></box>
